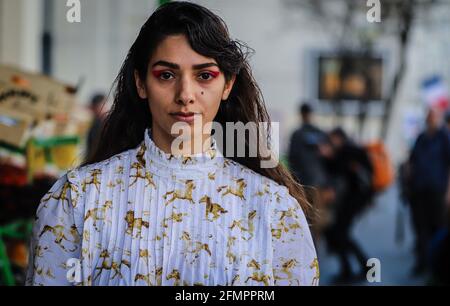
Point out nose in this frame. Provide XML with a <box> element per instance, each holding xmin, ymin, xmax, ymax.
<box><xmin>175</xmin><ymin>75</ymin><xmax>195</xmax><ymax>105</ymax></box>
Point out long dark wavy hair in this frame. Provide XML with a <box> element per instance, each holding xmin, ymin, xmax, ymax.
<box><xmin>84</xmin><ymin>1</ymin><xmax>311</xmax><ymax>215</ymax></box>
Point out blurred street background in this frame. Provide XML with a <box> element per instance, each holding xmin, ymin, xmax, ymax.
<box><xmin>1</xmin><ymin>0</ymin><xmax>450</xmax><ymax>286</ymax></box>
<box><xmin>318</xmin><ymin>183</ymin><xmax>426</xmax><ymax>286</ymax></box>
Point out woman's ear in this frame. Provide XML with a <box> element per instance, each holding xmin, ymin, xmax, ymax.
<box><xmin>134</xmin><ymin>70</ymin><xmax>147</xmax><ymax>99</ymax></box>
<box><xmin>222</xmin><ymin>74</ymin><xmax>236</xmax><ymax>101</ymax></box>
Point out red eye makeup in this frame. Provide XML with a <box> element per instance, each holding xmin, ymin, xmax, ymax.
<box><xmin>152</xmin><ymin>70</ymin><xmax>173</xmax><ymax>79</ymax></box>
<box><xmin>206</xmin><ymin>71</ymin><xmax>220</xmax><ymax>78</ymax></box>
<box><xmin>151</xmin><ymin>69</ymin><xmax>220</xmax><ymax>80</ymax></box>
<box><xmin>198</xmin><ymin>71</ymin><xmax>220</xmax><ymax>81</ymax></box>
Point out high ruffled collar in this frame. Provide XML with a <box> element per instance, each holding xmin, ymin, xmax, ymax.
<box><xmin>138</xmin><ymin>128</ymin><xmax>224</xmax><ymax>178</ymax></box>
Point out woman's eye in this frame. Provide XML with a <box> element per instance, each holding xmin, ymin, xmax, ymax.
<box><xmin>152</xmin><ymin>70</ymin><xmax>175</xmax><ymax>80</ymax></box>
<box><xmin>160</xmin><ymin>72</ymin><xmax>174</xmax><ymax>80</ymax></box>
<box><xmin>199</xmin><ymin>72</ymin><xmax>214</xmax><ymax>81</ymax></box>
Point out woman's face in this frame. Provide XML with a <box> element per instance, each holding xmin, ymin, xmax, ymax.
<box><xmin>135</xmin><ymin>34</ymin><xmax>235</xmax><ymax>151</ymax></box>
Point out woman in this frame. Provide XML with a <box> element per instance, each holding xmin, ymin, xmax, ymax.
<box><xmin>26</xmin><ymin>1</ymin><xmax>318</xmax><ymax>286</ymax></box>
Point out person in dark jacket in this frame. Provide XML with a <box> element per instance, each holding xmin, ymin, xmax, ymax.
<box><xmin>288</xmin><ymin>103</ymin><xmax>335</xmax><ymax>240</ymax></box>
<box><xmin>288</xmin><ymin>103</ymin><xmax>329</xmax><ymax>187</ymax></box>
<box><xmin>445</xmin><ymin>111</ymin><xmax>450</xmax><ymax>131</ymax></box>
<box><xmin>85</xmin><ymin>93</ymin><xmax>107</xmax><ymax>159</ymax></box>
<box><xmin>409</xmin><ymin>108</ymin><xmax>450</xmax><ymax>275</ymax></box>
<box><xmin>324</xmin><ymin>127</ymin><xmax>374</xmax><ymax>283</ymax></box>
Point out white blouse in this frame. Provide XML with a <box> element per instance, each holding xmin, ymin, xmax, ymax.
<box><xmin>26</xmin><ymin>128</ymin><xmax>319</xmax><ymax>286</ymax></box>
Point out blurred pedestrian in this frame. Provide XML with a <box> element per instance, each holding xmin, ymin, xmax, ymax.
<box><xmin>288</xmin><ymin>103</ymin><xmax>328</xmax><ymax>186</ymax></box>
<box><xmin>85</xmin><ymin>93</ymin><xmax>107</xmax><ymax>159</ymax></box>
<box><xmin>445</xmin><ymin>111</ymin><xmax>450</xmax><ymax>131</ymax></box>
<box><xmin>446</xmin><ymin>112</ymin><xmax>450</xmax><ymax>218</ymax></box>
<box><xmin>408</xmin><ymin>108</ymin><xmax>450</xmax><ymax>276</ymax></box>
<box><xmin>288</xmin><ymin>102</ymin><xmax>335</xmax><ymax>240</ymax></box>
<box><xmin>323</xmin><ymin>127</ymin><xmax>374</xmax><ymax>283</ymax></box>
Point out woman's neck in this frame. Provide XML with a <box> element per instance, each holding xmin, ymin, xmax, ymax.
<box><xmin>150</xmin><ymin>125</ymin><xmax>212</xmax><ymax>156</ymax></box>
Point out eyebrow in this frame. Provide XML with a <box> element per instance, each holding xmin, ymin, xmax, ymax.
<box><xmin>151</xmin><ymin>61</ymin><xmax>219</xmax><ymax>70</ymax></box>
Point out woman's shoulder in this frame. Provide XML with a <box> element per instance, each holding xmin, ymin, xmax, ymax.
<box><xmin>221</xmin><ymin>157</ymin><xmax>268</xmax><ymax>182</ymax></box>
<box><xmin>221</xmin><ymin>159</ymin><xmax>307</xmax><ymax>226</ymax></box>
<box><xmin>220</xmin><ymin>157</ymin><xmax>292</xmax><ymax>199</ymax></box>
<box><xmin>69</xmin><ymin>146</ymin><xmax>137</xmax><ymax>181</ymax></box>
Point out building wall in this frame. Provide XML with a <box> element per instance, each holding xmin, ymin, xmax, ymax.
<box><xmin>0</xmin><ymin>0</ymin><xmax>43</xmax><ymax>71</ymax></box>
<box><xmin>50</xmin><ymin>0</ymin><xmax>158</xmax><ymax>101</ymax></box>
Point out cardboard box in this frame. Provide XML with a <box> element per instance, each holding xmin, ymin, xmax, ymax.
<box><xmin>0</xmin><ymin>83</ymin><xmax>46</xmax><ymax>120</ymax></box>
<box><xmin>0</xmin><ymin>106</ymin><xmax>33</xmax><ymax>148</ymax></box>
<box><xmin>0</xmin><ymin>65</ymin><xmax>76</xmax><ymax>119</ymax></box>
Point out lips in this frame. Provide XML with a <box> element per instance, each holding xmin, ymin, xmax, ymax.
<box><xmin>170</xmin><ymin>112</ymin><xmax>200</xmax><ymax>123</ymax></box>
<box><xmin>171</xmin><ymin>112</ymin><xmax>196</xmax><ymax>117</ymax></box>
